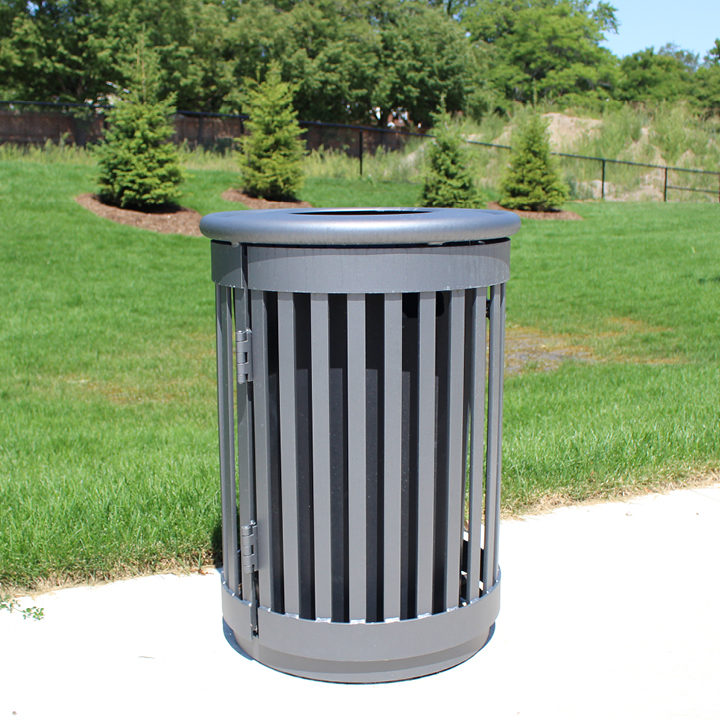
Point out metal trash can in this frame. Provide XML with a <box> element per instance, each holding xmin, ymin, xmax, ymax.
<box><xmin>201</xmin><ymin>207</ymin><xmax>520</xmax><ymax>683</ymax></box>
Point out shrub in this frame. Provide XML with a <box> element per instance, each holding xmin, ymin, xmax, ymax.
<box><xmin>97</xmin><ymin>42</ymin><xmax>183</xmax><ymax>211</ymax></box>
<box><xmin>500</xmin><ymin>114</ymin><xmax>568</xmax><ymax>211</ymax></box>
<box><xmin>420</xmin><ymin>109</ymin><xmax>478</xmax><ymax>208</ymax></box>
<box><xmin>239</xmin><ymin>62</ymin><xmax>305</xmax><ymax>201</ymax></box>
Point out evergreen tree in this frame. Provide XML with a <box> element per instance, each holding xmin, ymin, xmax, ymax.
<box><xmin>97</xmin><ymin>40</ymin><xmax>183</xmax><ymax>210</ymax></box>
<box><xmin>500</xmin><ymin>114</ymin><xmax>568</xmax><ymax>211</ymax></box>
<box><xmin>420</xmin><ymin>109</ymin><xmax>478</xmax><ymax>208</ymax></box>
<box><xmin>239</xmin><ymin>62</ymin><xmax>305</xmax><ymax>201</ymax></box>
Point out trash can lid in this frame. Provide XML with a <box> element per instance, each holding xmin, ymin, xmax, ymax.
<box><xmin>200</xmin><ymin>207</ymin><xmax>520</xmax><ymax>246</ymax></box>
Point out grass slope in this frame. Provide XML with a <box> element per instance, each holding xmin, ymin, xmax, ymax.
<box><xmin>0</xmin><ymin>159</ymin><xmax>718</xmax><ymax>592</ymax></box>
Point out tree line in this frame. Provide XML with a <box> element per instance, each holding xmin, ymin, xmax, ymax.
<box><xmin>1</xmin><ymin>0</ymin><xmax>719</xmax><ymax>126</ymax></box>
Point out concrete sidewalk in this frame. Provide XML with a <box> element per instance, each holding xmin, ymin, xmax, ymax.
<box><xmin>2</xmin><ymin>483</ymin><xmax>719</xmax><ymax>720</ymax></box>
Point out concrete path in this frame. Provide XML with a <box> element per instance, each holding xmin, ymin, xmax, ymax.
<box><xmin>2</xmin><ymin>483</ymin><xmax>719</xmax><ymax>720</ymax></box>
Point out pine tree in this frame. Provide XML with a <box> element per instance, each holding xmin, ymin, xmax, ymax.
<box><xmin>97</xmin><ymin>41</ymin><xmax>183</xmax><ymax>211</ymax></box>
<box><xmin>420</xmin><ymin>109</ymin><xmax>478</xmax><ymax>208</ymax></box>
<box><xmin>500</xmin><ymin>114</ymin><xmax>568</xmax><ymax>211</ymax></box>
<box><xmin>239</xmin><ymin>62</ymin><xmax>305</xmax><ymax>201</ymax></box>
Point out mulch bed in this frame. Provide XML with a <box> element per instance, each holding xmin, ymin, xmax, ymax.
<box><xmin>75</xmin><ymin>194</ymin><xmax>204</xmax><ymax>236</ymax></box>
<box><xmin>221</xmin><ymin>188</ymin><xmax>313</xmax><ymax>209</ymax></box>
<box><xmin>75</xmin><ymin>190</ymin><xmax>578</xmax><ymax>237</ymax></box>
<box><xmin>488</xmin><ymin>201</ymin><xmax>583</xmax><ymax>221</ymax></box>
<box><xmin>76</xmin><ymin>189</ymin><xmax>313</xmax><ymax>237</ymax></box>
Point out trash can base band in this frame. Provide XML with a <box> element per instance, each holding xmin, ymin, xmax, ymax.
<box><xmin>248</xmin><ymin>632</ymin><xmax>493</xmax><ymax>683</ymax></box>
<box><xmin>222</xmin><ymin>577</ymin><xmax>500</xmax><ymax>682</ymax></box>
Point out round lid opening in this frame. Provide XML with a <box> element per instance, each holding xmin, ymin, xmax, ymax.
<box><xmin>293</xmin><ymin>209</ymin><xmax>431</xmax><ymax>216</ymax></box>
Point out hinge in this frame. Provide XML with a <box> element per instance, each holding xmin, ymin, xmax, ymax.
<box><xmin>240</xmin><ymin>522</ymin><xmax>259</xmax><ymax>636</ymax></box>
<box><xmin>236</xmin><ymin>328</ymin><xmax>253</xmax><ymax>384</ymax></box>
<box><xmin>239</xmin><ymin>522</ymin><xmax>257</xmax><ymax>574</ymax></box>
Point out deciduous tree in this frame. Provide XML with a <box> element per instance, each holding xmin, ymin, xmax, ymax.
<box><xmin>463</xmin><ymin>0</ymin><xmax>618</xmax><ymax>107</ymax></box>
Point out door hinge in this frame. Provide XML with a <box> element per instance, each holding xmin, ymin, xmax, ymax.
<box><xmin>240</xmin><ymin>522</ymin><xmax>259</xmax><ymax>636</ymax></box>
<box><xmin>236</xmin><ymin>328</ymin><xmax>253</xmax><ymax>384</ymax></box>
<box><xmin>239</xmin><ymin>522</ymin><xmax>257</xmax><ymax>574</ymax></box>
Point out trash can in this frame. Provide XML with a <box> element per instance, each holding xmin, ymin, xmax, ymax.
<box><xmin>201</xmin><ymin>207</ymin><xmax>520</xmax><ymax>683</ymax></box>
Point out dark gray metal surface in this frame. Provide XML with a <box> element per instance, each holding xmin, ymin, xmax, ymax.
<box><xmin>232</xmin><ymin>261</ymin><xmax>255</xmax><ymax>604</ymax></box>
<box><xmin>310</xmin><ymin>294</ymin><xmax>332</xmax><ymax>621</ymax></box>
<box><xmin>209</xmin><ymin>207</ymin><xmax>517</xmax><ymax>682</ymax></box>
<box><xmin>466</xmin><ymin>288</ymin><xmax>487</xmax><ymax>602</ymax></box>
<box><xmin>213</xmin><ymin>242</ymin><xmax>510</xmax><ymax>294</ymax></box>
<box><xmin>201</xmin><ymin>207</ymin><xmax>520</xmax><ymax>246</ymax></box>
<box><xmin>222</xmin><ymin>577</ymin><xmax>500</xmax><ymax>682</ymax></box>
<box><xmin>445</xmin><ymin>289</ymin><xmax>465</xmax><ymax>611</ymax></box>
<box><xmin>250</xmin><ymin>290</ymin><xmax>273</xmax><ymax>610</ymax></box>
<box><xmin>346</xmin><ymin>294</ymin><xmax>367</xmax><ymax>622</ymax></box>
<box><xmin>416</xmin><ymin>291</ymin><xmax>436</xmax><ymax>617</ymax></box>
<box><xmin>215</xmin><ymin>286</ymin><xmax>239</xmax><ymax>597</ymax></box>
<box><xmin>483</xmin><ymin>284</ymin><xmax>505</xmax><ymax>594</ymax></box>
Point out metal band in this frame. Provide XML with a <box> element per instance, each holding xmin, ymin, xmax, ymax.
<box><xmin>222</xmin><ymin>574</ymin><xmax>500</xmax><ymax>683</ymax></box>
<box><xmin>212</xmin><ymin>240</ymin><xmax>510</xmax><ymax>293</ymax></box>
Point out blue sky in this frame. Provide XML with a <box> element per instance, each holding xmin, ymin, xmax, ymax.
<box><xmin>600</xmin><ymin>0</ymin><xmax>720</xmax><ymax>60</ymax></box>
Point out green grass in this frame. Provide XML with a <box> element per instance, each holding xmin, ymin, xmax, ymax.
<box><xmin>1</xmin><ymin>157</ymin><xmax>718</xmax><ymax>592</ymax></box>
<box><xmin>302</xmin><ymin>176</ymin><xmax>421</xmax><ymax>207</ymax></box>
<box><xmin>503</xmin><ymin>202</ymin><xmax>720</xmax><ymax>508</ymax></box>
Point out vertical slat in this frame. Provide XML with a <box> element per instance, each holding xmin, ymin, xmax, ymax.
<box><xmin>251</xmin><ymin>290</ymin><xmax>273</xmax><ymax>609</ymax></box>
<box><xmin>492</xmin><ymin>284</ymin><xmax>506</xmax><ymax>579</ymax></box>
<box><xmin>483</xmin><ymin>283</ymin><xmax>505</xmax><ymax>594</ymax></box>
<box><xmin>416</xmin><ymin>292</ymin><xmax>436</xmax><ymax>616</ymax></box>
<box><xmin>234</xmin><ymin>277</ymin><xmax>255</xmax><ymax>603</ymax></box>
<box><xmin>347</xmin><ymin>294</ymin><xmax>367</xmax><ymax>621</ymax></box>
<box><xmin>277</xmin><ymin>292</ymin><xmax>300</xmax><ymax>616</ymax></box>
<box><xmin>311</xmin><ymin>294</ymin><xmax>333</xmax><ymax>620</ymax></box>
<box><xmin>445</xmin><ymin>289</ymin><xmax>465</xmax><ymax>610</ymax></box>
<box><xmin>216</xmin><ymin>285</ymin><xmax>239</xmax><ymax>595</ymax></box>
<box><xmin>466</xmin><ymin>288</ymin><xmax>487</xmax><ymax>601</ymax></box>
<box><xmin>383</xmin><ymin>293</ymin><xmax>403</xmax><ymax>620</ymax></box>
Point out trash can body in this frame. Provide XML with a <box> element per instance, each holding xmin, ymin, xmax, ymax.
<box><xmin>201</xmin><ymin>208</ymin><xmax>519</xmax><ymax>682</ymax></box>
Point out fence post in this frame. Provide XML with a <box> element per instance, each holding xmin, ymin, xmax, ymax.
<box><xmin>663</xmin><ymin>167</ymin><xmax>668</xmax><ymax>202</ymax></box>
<box><xmin>601</xmin><ymin>159</ymin><xmax>606</xmax><ymax>200</ymax></box>
<box><xmin>359</xmin><ymin>130</ymin><xmax>364</xmax><ymax>177</ymax></box>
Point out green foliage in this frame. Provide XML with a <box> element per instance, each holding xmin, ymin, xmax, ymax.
<box><xmin>0</xmin><ymin>0</ymin><xmax>485</xmax><ymax>126</ymax></box>
<box><xmin>574</xmin><ymin>104</ymin><xmax>647</xmax><ymax>160</ymax></box>
<box><xmin>239</xmin><ymin>62</ymin><xmax>305</xmax><ymax>201</ymax></box>
<box><xmin>373</xmin><ymin>1</ymin><xmax>484</xmax><ymax>128</ymax></box>
<box><xmin>0</xmin><ymin>595</ymin><xmax>44</xmax><ymax>620</ymax></box>
<box><xmin>464</xmin><ymin>0</ymin><xmax>619</xmax><ymax>107</ymax></box>
<box><xmin>251</xmin><ymin>0</ymin><xmax>381</xmax><ymax>124</ymax></box>
<box><xmin>694</xmin><ymin>64</ymin><xmax>720</xmax><ymax>114</ymax></box>
<box><xmin>421</xmin><ymin>110</ymin><xmax>478</xmax><ymax>207</ymax></box>
<box><xmin>617</xmin><ymin>47</ymin><xmax>695</xmax><ymax>105</ymax></box>
<box><xmin>3</xmin><ymin>157</ymin><xmax>720</xmax><ymax>588</ymax></box>
<box><xmin>2</xmin><ymin>1</ymin><xmax>720</xmax><ymax>131</ymax></box>
<box><xmin>96</xmin><ymin>42</ymin><xmax>183</xmax><ymax>210</ymax></box>
<box><xmin>0</xmin><ymin>0</ymin><xmax>119</xmax><ymax>103</ymax></box>
<box><xmin>500</xmin><ymin>113</ymin><xmax>568</xmax><ymax>210</ymax></box>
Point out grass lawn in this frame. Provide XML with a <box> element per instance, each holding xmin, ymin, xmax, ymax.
<box><xmin>1</xmin><ymin>158</ymin><xmax>718</xmax><ymax>593</ymax></box>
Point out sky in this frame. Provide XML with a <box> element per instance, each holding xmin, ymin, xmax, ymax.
<box><xmin>600</xmin><ymin>0</ymin><xmax>720</xmax><ymax>60</ymax></box>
